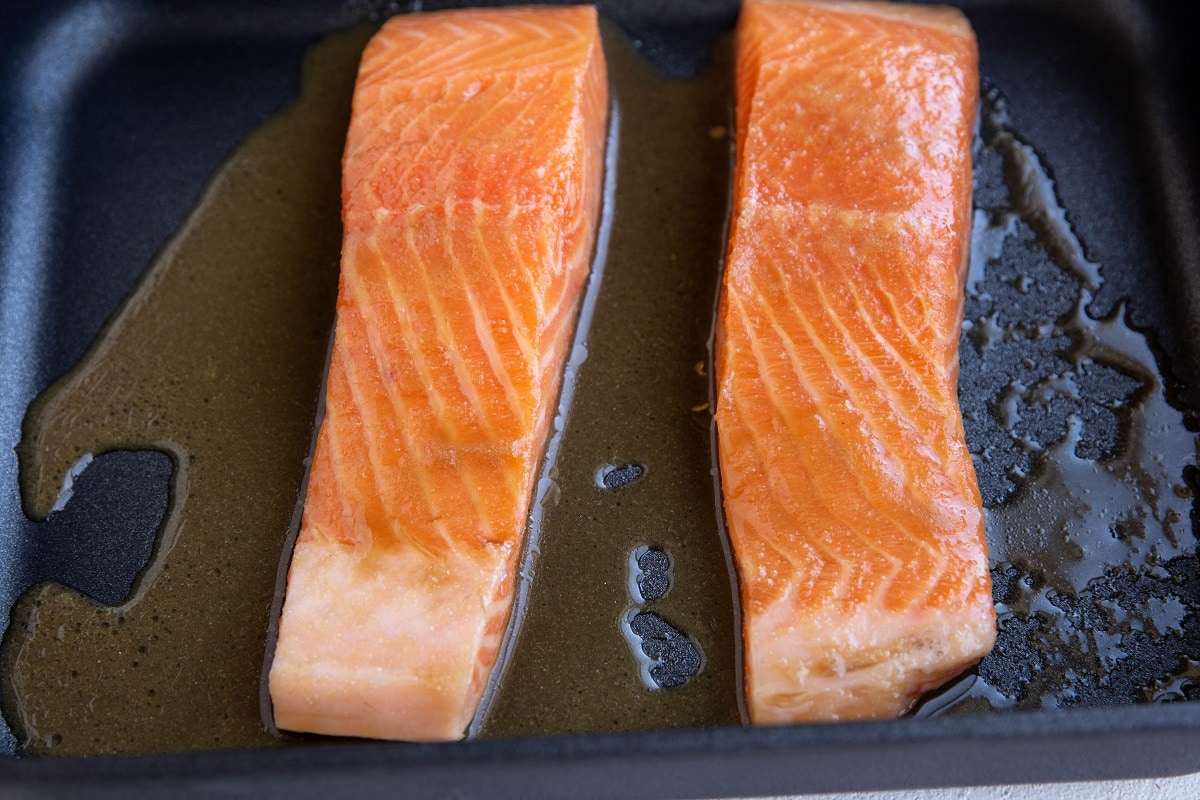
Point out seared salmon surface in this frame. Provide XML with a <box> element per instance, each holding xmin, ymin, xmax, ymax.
<box><xmin>716</xmin><ymin>0</ymin><xmax>995</xmax><ymax>724</ymax></box>
<box><xmin>269</xmin><ymin>5</ymin><xmax>608</xmax><ymax>741</ymax></box>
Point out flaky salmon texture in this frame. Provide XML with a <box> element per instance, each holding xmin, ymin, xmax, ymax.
<box><xmin>715</xmin><ymin>0</ymin><xmax>996</xmax><ymax>724</ymax></box>
<box><xmin>268</xmin><ymin>6</ymin><xmax>608</xmax><ymax>741</ymax></box>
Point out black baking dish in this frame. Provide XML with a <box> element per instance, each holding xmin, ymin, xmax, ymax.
<box><xmin>1</xmin><ymin>0</ymin><xmax>1199</xmax><ymax>795</ymax></box>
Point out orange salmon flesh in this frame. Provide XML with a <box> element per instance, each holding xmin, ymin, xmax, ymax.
<box><xmin>715</xmin><ymin>0</ymin><xmax>996</xmax><ymax>724</ymax></box>
<box><xmin>268</xmin><ymin>5</ymin><xmax>608</xmax><ymax>742</ymax></box>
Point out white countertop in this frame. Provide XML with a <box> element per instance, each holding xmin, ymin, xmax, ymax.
<box><xmin>764</xmin><ymin>773</ymin><xmax>1200</xmax><ymax>800</ymax></box>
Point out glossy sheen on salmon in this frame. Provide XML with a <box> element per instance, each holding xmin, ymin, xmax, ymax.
<box><xmin>268</xmin><ymin>6</ymin><xmax>608</xmax><ymax>741</ymax></box>
<box><xmin>715</xmin><ymin>0</ymin><xmax>994</xmax><ymax>723</ymax></box>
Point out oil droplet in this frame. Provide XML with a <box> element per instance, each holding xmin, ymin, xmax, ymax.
<box><xmin>597</xmin><ymin>463</ymin><xmax>645</xmax><ymax>490</ymax></box>
<box><xmin>622</xmin><ymin>610</ymin><xmax>703</xmax><ymax>690</ymax></box>
<box><xmin>628</xmin><ymin>546</ymin><xmax>672</xmax><ymax>602</ymax></box>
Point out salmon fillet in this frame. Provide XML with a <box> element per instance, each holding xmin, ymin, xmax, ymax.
<box><xmin>268</xmin><ymin>6</ymin><xmax>608</xmax><ymax>742</ymax></box>
<box><xmin>715</xmin><ymin>0</ymin><xmax>994</xmax><ymax>724</ymax></box>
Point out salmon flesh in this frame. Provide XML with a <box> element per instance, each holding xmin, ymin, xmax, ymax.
<box><xmin>268</xmin><ymin>5</ymin><xmax>608</xmax><ymax>742</ymax></box>
<box><xmin>716</xmin><ymin>0</ymin><xmax>995</xmax><ymax>724</ymax></box>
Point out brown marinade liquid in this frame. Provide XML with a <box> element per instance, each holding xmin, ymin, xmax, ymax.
<box><xmin>2</xmin><ymin>26</ymin><xmax>372</xmax><ymax>756</ymax></box>
<box><xmin>2</xmin><ymin>22</ymin><xmax>741</xmax><ymax>754</ymax></box>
